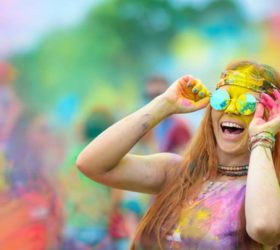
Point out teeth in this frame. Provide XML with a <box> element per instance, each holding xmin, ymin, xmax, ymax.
<box><xmin>221</xmin><ymin>122</ymin><xmax>243</xmax><ymax>129</ymax></box>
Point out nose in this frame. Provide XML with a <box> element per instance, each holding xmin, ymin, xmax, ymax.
<box><xmin>224</xmin><ymin>99</ymin><xmax>239</xmax><ymax>115</ymax></box>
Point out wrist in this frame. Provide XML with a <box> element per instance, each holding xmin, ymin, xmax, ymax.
<box><xmin>139</xmin><ymin>95</ymin><xmax>175</xmax><ymax>130</ymax></box>
<box><xmin>248</xmin><ymin>131</ymin><xmax>275</xmax><ymax>152</ymax></box>
<box><xmin>152</xmin><ymin>94</ymin><xmax>177</xmax><ymax>117</ymax></box>
<box><xmin>250</xmin><ymin>143</ymin><xmax>273</xmax><ymax>152</ymax></box>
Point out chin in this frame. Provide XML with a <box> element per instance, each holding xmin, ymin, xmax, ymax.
<box><xmin>216</xmin><ymin>140</ymin><xmax>248</xmax><ymax>155</ymax></box>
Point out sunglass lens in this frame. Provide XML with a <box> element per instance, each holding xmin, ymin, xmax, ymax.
<box><xmin>210</xmin><ymin>89</ymin><xmax>230</xmax><ymax>110</ymax></box>
<box><xmin>236</xmin><ymin>94</ymin><xmax>257</xmax><ymax>115</ymax></box>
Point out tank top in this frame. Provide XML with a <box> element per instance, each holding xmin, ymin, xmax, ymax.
<box><xmin>137</xmin><ymin>179</ymin><xmax>279</xmax><ymax>250</ymax></box>
<box><xmin>166</xmin><ymin>179</ymin><xmax>248</xmax><ymax>249</ymax></box>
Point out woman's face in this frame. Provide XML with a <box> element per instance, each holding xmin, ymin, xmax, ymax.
<box><xmin>211</xmin><ymin>85</ymin><xmax>260</xmax><ymax>155</ymax></box>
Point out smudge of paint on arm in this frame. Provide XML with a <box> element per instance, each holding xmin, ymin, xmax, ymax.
<box><xmin>180</xmin><ymin>99</ymin><xmax>194</xmax><ymax>108</ymax></box>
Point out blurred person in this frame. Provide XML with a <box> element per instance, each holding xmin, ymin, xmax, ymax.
<box><xmin>108</xmin><ymin>188</ymin><xmax>136</xmax><ymax>250</ymax></box>
<box><xmin>77</xmin><ymin>61</ymin><xmax>280</xmax><ymax>249</ymax></box>
<box><xmin>0</xmin><ymin>61</ymin><xmax>15</xmax><ymax>85</ymax></box>
<box><xmin>59</xmin><ymin>107</ymin><xmax>115</xmax><ymax>250</ymax></box>
<box><xmin>0</xmin><ymin>62</ymin><xmax>22</xmax><ymax>191</ymax></box>
<box><xmin>0</xmin><ymin>111</ymin><xmax>63</xmax><ymax>250</ymax></box>
<box><xmin>0</xmin><ymin>62</ymin><xmax>22</xmax><ymax>146</ymax></box>
<box><xmin>144</xmin><ymin>75</ymin><xmax>192</xmax><ymax>153</ymax></box>
<box><xmin>0</xmin><ymin>62</ymin><xmax>63</xmax><ymax>250</ymax></box>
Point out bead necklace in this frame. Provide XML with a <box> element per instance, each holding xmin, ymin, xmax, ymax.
<box><xmin>218</xmin><ymin>164</ymin><xmax>248</xmax><ymax>176</ymax></box>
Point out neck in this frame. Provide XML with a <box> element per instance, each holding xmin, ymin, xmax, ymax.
<box><xmin>217</xmin><ymin>148</ymin><xmax>250</xmax><ymax>166</ymax></box>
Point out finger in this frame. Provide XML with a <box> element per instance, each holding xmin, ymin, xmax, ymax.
<box><xmin>203</xmin><ymin>86</ymin><xmax>211</xmax><ymax>96</ymax></box>
<box><xmin>192</xmin><ymin>81</ymin><xmax>203</xmax><ymax>94</ymax></box>
<box><xmin>204</xmin><ymin>88</ymin><xmax>211</xmax><ymax>97</ymax></box>
<box><xmin>177</xmin><ymin>75</ymin><xmax>193</xmax><ymax>89</ymax></box>
<box><xmin>261</xmin><ymin>116</ymin><xmax>280</xmax><ymax>135</ymax></box>
<box><xmin>273</xmin><ymin>89</ymin><xmax>280</xmax><ymax>103</ymax></box>
<box><xmin>198</xmin><ymin>87</ymin><xmax>210</xmax><ymax>98</ymax></box>
<box><xmin>253</xmin><ymin>102</ymin><xmax>265</xmax><ymax>119</ymax></box>
<box><xmin>186</xmin><ymin>80</ymin><xmax>195</xmax><ymax>88</ymax></box>
<box><xmin>194</xmin><ymin>96</ymin><xmax>210</xmax><ymax>110</ymax></box>
<box><xmin>261</xmin><ymin>98</ymin><xmax>272</xmax><ymax>112</ymax></box>
<box><xmin>261</xmin><ymin>93</ymin><xmax>279</xmax><ymax>121</ymax></box>
<box><xmin>261</xmin><ymin>93</ymin><xmax>277</xmax><ymax>110</ymax></box>
<box><xmin>182</xmin><ymin>75</ymin><xmax>193</xmax><ymax>82</ymax></box>
<box><xmin>198</xmin><ymin>89</ymin><xmax>205</xmax><ymax>98</ymax></box>
<box><xmin>184</xmin><ymin>76</ymin><xmax>196</xmax><ymax>88</ymax></box>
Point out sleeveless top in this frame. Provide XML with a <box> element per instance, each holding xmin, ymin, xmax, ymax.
<box><xmin>165</xmin><ymin>178</ymin><xmax>247</xmax><ymax>249</ymax></box>
<box><xmin>138</xmin><ymin>179</ymin><xmax>279</xmax><ymax>250</ymax></box>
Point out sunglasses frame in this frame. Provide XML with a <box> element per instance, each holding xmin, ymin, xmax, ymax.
<box><xmin>209</xmin><ymin>89</ymin><xmax>261</xmax><ymax>115</ymax></box>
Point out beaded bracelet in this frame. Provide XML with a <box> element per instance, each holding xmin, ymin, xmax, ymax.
<box><xmin>248</xmin><ymin>131</ymin><xmax>275</xmax><ymax>152</ymax></box>
<box><xmin>250</xmin><ymin>140</ymin><xmax>274</xmax><ymax>152</ymax></box>
<box><xmin>249</xmin><ymin>131</ymin><xmax>275</xmax><ymax>144</ymax></box>
<box><xmin>249</xmin><ymin>138</ymin><xmax>275</xmax><ymax>150</ymax></box>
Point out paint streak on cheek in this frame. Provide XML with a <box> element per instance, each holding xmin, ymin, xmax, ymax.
<box><xmin>240</xmin><ymin>113</ymin><xmax>254</xmax><ymax>129</ymax></box>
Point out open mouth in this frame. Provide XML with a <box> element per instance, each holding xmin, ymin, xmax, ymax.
<box><xmin>220</xmin><ymin>121</ymin><xmax>244</xmax><ymax>135</ymax></box>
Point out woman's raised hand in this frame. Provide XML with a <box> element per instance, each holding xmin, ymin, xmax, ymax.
<box><xmin>249</xmin><ymin>90</ymin><xmax>280</xmax><ymax>136</ymax></box>
<box><xmin>161</xmin><ymin>75</ymin><xmax>210</xmax><ymax>114</ymax></box>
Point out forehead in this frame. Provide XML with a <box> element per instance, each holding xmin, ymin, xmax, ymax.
<box><xmin>219</xmin><ymin>85</ymin><xmax>260</xmax><ymax>99</ymax></box>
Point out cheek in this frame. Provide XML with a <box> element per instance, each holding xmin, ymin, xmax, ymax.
<box><xmin>243</xmin><ymin>115</ymin><xmax>254</xmax><ymax>128</ymax></box>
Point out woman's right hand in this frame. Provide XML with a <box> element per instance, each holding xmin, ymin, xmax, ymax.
<box><xmin>161</xmin><ymin>75</ymin><xmax>210</xmax><ymax>114</ymax></box>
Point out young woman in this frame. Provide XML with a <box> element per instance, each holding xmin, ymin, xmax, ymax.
<box><xmin>77</xmin><ymin>61</ymin><xmax>280</xmax><ymax>249</ymax></box>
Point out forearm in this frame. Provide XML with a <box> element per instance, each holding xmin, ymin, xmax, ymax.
<box><xmin>245</xmin><ymin>146</ymin><xmax>280</xmax><ymax>244</ymax></box>
<box><xmin>76</xmin><ymin>95</ymin><xmax>174</xmax><ymax>176</ymax></box>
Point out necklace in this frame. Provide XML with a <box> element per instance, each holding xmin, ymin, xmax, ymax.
<box><xmin>218</xmin><ymin>164</ymin><xmax>248</xmax><ymax>176</ymax></box>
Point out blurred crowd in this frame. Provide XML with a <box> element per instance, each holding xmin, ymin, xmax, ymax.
<box><xmin>1</xmin><ymin>1</ymin><xmax>280</xmax><ymax>249</ymax></box>
<box><xmin>0</xmin><ymin>62</ymin><xmax>193</xmax><ymax>250</ymax></box>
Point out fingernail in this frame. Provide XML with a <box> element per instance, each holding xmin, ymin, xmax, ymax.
<box><xmin>187</xmin><ymin>82</ymin><xmax>192</xmax><ymax>88</ymax></box>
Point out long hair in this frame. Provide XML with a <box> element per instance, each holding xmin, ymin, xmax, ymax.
<box><xmin>131</xmin><ymin>60</ymin><xmax>280</xmax><ymax>249</ymax></box>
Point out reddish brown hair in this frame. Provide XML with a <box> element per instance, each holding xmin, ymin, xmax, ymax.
<box><xmin>131</xmin><ymin>61</ymin><xmax>280</xmax><ymax>249</ymax></box>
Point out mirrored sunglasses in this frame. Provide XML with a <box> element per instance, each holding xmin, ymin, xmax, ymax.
<box><xmin>210</xmin><ymin>89</ymin><xmax>258</xmax><ymax>115</ymax></box>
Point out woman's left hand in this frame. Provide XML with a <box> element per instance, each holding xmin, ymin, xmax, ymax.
<box><xmin>249</xmin><ymin>90</ymin><xmax>280</xmax><ymax>136</ymax></box>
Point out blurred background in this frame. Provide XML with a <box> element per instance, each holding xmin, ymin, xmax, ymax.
<box><xmin>0</xmin><ymin>0</ymin><xmax>280</xmax><ymax>249</ymax></box>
